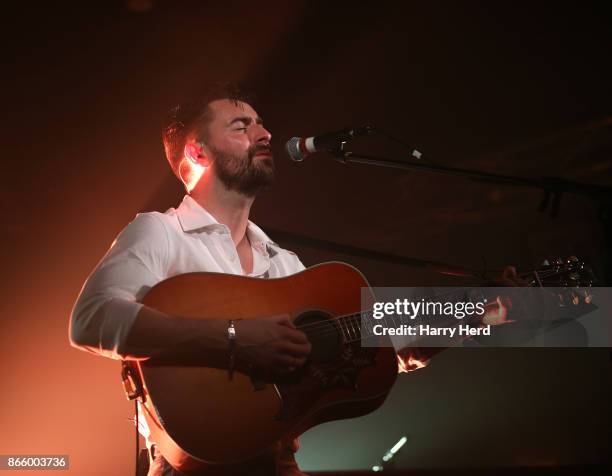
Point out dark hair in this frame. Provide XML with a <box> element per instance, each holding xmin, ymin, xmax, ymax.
<box><xmin>161</xmin><ymin>82</ymin><xmax>254</xmax><ymax>182</ymax></box>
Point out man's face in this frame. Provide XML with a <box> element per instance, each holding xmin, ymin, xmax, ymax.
<box><xmin>203</xmin><ymin>99</ymin><xmax>274</xmax><ymax>197</ymax></box>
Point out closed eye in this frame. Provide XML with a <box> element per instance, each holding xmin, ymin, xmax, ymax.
<box><xmin>229</xmin><ymin>116</ymin><xmax>263</xmax><ymax>129</ymax></box>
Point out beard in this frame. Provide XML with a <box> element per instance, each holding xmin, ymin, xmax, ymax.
<box><xmin>211</xmin><ymin>144</ymin><xmax>275</xmax><ymax>197</ymax></box>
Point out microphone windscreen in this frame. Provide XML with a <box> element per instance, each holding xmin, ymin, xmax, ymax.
<box><xmin>285</xmin><ymin>137</ymin><xmax>304</xmax><ymax>162</ymax></box>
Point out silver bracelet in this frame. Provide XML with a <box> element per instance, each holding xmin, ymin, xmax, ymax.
<box><xmin>227</xmin><ymin>320</ymin><xmax>236</xmax><ymax>381</ymax></box>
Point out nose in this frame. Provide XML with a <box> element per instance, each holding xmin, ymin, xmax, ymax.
<box><xmin>254</xmin><ymin>123</ymin><xmax>272</xmax><ymax>144</ymax></box>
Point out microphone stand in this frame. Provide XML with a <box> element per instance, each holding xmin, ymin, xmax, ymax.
<box><xmin>332</xmin><ymin>148</ymin><xmax>612</xmax><ymax>205</ymax></box>
<box><xmin>329</xmin><ymin>135</ymin><xmax>612</xmax><ymax>283</ymax></box>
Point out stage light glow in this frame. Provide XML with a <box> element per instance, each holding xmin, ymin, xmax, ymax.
<box><xmin>179</xmin><ymin>158</ymin><xmax>207</xmax><ymax>192</ymax></box>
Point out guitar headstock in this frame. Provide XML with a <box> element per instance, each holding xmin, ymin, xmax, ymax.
<box><xmin>527</xmin><ymin>256</ymin><xmax>596</xmax><ymax>309</ymax></box>
<box><xmin>528</xmin><ymin>256</ymin><xmax>596</xmax><ymax>288</ymax></box>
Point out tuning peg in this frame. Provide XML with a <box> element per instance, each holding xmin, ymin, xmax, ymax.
<box><xmin>571</xmin><ymin>291</ymin><xmax>580</xmax><ymax>306</ymax></box>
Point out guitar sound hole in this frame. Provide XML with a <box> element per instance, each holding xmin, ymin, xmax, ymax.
<box><xmin>295</xmin><ymin>311</ymin><xmax>343</xmax><ymax>364</ymax></box>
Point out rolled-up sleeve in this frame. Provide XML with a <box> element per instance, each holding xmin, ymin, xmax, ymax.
<box><xmin>69</xmin><ymin>213</ymin><xmax>169</xmax><ymax>360</ymax></box>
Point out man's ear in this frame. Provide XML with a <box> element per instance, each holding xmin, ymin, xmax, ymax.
<box><xmin>184</xmin><ymin>142</ymin><xmax>211</xmax><ymax>167</ymax></box>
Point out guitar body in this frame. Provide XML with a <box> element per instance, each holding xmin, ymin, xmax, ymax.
<box><xmin>130</xmin><ymin>262</ymin><xmax>397</xmax><ymax>472</ymax></box>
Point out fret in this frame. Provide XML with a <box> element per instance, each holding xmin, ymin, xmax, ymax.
<box><xmin>351</xmin><ymin>313</ymin><xmax>362</xmax><ymax>341</ymax></box>
<box><xmin>348</xmin><ymin>314</ymin><xmax>358</xmax><ymax>341</ymax></box>
<box><xmin>341</xmin><ymin>315</ymin><xmax>353</xmax><ymax>341</ymax></box>
<box><xmin>362</xmin><ymin>311</ymin><xmax>376</xmax><ymax>340</ymax></box>
<box><xmin>350</xmin><ymin>315</ymin><xmax>358</xmax><ymax>341</ymax></box>
<box><xmin>337</xmin><ymin>315</ymin><xmax>350</xmax><ymax>342</ymax></box>
<box><xmin>360</xmin><ymin>312</ymin><xmax>372</xmax><ymax>341</ymax></box>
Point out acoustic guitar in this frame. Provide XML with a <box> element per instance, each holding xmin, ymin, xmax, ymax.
<box><xmin>120</xmin><ymin>259</ymin><xmax>593</xmax><ymax>472</ymax></box>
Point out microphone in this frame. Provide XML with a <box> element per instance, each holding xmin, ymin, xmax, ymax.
<box><xmin>285</xmin><ymin>126</ymin><xmax>372</xmax><ymax>161</ymax></box>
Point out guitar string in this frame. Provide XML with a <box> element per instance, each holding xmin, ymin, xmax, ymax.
<box><xmin>295</xmin><ymin>282</ymin><xmax>583</xmax><ymax>345</ymax></box>
<box><xmin>291</xmin><ymin>267</ymin><xmax>563</xmax><ymax>335</ymax></box>
<box><xmin>289</xmin><ymin>267</ymin><xmax>584</xmax><ymax>343</ymax></box>
<box><xmin>297</xmin><ymin>271</ymin><xmax>562</xmax><ymax>336</ymax></box>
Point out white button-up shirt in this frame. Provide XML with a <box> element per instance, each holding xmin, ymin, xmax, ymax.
<box><xmin>70</xmin><ymin>194</ymin><xmax>305</xmax><ymax>360</ymax></box>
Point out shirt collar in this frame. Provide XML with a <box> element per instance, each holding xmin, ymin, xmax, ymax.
<box><xmin>176</xmin><ymin>195</ymin><xmax>277</xmax><ymax>252</ymax></box>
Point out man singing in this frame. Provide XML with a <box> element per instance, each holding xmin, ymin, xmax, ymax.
<box><xmin>70</xmin><ymin>84</ymin><xmax>312</xmax><ymax>475</ymax></box>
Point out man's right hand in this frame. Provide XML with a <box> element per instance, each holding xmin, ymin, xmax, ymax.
<box><xmin>234</xmin><ymin>315</ymin><xmax>311</xmax><ymax>377</ymax></box>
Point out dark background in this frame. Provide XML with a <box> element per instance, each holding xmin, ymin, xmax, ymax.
<box><xmin>1</xmin><ymin>1</ymin><xmax>610</xmax><ymax>474</ymax></box>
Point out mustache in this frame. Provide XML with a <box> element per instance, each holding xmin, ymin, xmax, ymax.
<box><xmin>249</xmin><ymin>144</ymin><xmax>272</xmax><ymax>157</ymax></box>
